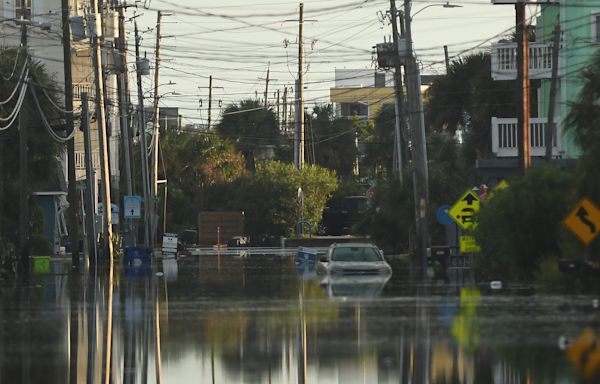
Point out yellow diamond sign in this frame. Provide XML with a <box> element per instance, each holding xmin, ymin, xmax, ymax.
<box><xmin>449</xmin><ymin>189</ymin><xmax>480</xmax><ymax>230</ymax></box>
<box><xmin>563</xmin><ymin>197</ymin><xmax>600</xmax><ymax>245</ymax></box>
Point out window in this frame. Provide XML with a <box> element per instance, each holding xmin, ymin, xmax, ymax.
<box><xmin>16</xmin><ymin>0</ymin><xmax>31</xmax><ymax>20</ymax></box>
<box><xmin>593</xmin><ymin>14</ymin><xmax>600</xmax><ymax>44</ymax></box>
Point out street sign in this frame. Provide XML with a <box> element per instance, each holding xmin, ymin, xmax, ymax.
<box><xmin>460</xmin><ymin>235</ymin><xmax>481</xmax><ymax>253</ymax></box>
<box><xmin>162</xmin><ymin>232</ymin><xmax>178</xmax><ymax>256</ymax></box>
<box><xmin>436</xmin><ymin>204</ymin><xmax>453</xmax><ymax>225</ymax></box>
<box><xmin>98</xmin><ymin>203</ymin><xmax>120</xmax><ymax>225</ymax></box>
<box><xmin>563</xmin><ymin>197</ymin><xmax>600</xmax><ymax>245</ymax></box>
<box><xmin>449</xmin><ymin>189</ymin><xmax>480</xmax><ymax>230</ymax></box>
<box><xmin>123</xmin><ymin>195</ymin><xmax>142</xmax><ymax>219</ymax></box>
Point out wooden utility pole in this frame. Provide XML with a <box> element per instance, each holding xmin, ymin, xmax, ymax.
<box><xmin>276</xmin><ymin>89</ymin><xmax>280</xmax><ymax>127</ymax></box>
<box><xmin>296</xmin><ymin>2</ymin><xmax>305</xmax><ymax>169</ymax></box>
<box><xmin>546</xmin><ymin>19</ymin><xmax>560</xmax><ymax>162</ymax></box>
<box><xmin>150</xmin><ymin>10</ymin><xmax>162</xmax><ymax>248</ymax></box>
<box><xmin>62</xmin><ymin>0</ymin><xmax>80</xmax><ymax>267</ymax></box>
<box><xmin>208</xmin><ymin>75</ymin><xmax>212</xmax><ymax>129</ymax></box>
<box><xmin>134</xmin><ymin>19</ymin><xmax>150</xmax><ymax>247</ymax></box>
<box><xmin>389</xmin><ymin>0</ymin><xmax>405</xmax><ymax>182</ymax></box>
<box><xmin>90</xmin><ymin>0</ymin><xmax>113</xmax><ymax>260</ymax></box>
<box><xmin>444</xmin><ymin>45</ymin><xmax>450</xmax><ymax>73</ymax></box>
<box><xmin>18</xmin><ymin>21</ymin><xmax>30</xmax><ymax>274</ymax></box>
<box><xmin>283</xmin><ymin>86</ymin><xmax>288</xmax><ymax>132</ymax></box>
<box><xmin>264</xmin><ymin>62</ymin><xmax>270</xmax><ymax>109</ymax></box>
<box><xmin>516</xmin><ymin>2</ymin><xmax>530</xmax><ymax>173</ymax></box>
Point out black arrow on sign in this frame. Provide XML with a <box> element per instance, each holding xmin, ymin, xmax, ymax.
<box><xmin>462</xmin><ymin>193</ymin><xmax>477</xmax><ymax>206</ymax></box>
<box><xmin>131</xmin><ymin>209</ymin><xmax>135</xmax><ymax>216</ymax></box>
<box><xmin>576</xmin><ymin>206</ymin><xmax>596</xmax><ymax>234</ymax></box>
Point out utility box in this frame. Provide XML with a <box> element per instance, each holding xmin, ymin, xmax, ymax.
<box><xmin>197</xmin><ymin>211</ymin><xmax>245</xmax><ymax>246</ymax></box>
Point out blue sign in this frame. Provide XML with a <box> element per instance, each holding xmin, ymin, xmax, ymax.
<box><xmin>123</xmin><ymin>195</ymin><xmax>142</xmax><ymax>219</ymax></box>
<box><xmin>437</xmin><ymin>204</ymin><xmax>454</xmax><ymax>225</ymax></box>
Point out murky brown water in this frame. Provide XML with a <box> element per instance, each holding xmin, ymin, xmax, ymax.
<box><xmin>1</xmin><ymin>252</ymin><xmax>599</xmax><ymax>383</ymax></box>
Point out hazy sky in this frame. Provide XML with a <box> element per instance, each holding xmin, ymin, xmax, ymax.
<box><xmin>130</xmin><ymin>0</ymin><xmax>522</xmax><ymax>126</ymax></box>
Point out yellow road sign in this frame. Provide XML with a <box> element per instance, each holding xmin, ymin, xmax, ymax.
<box><xmin>564</xmin><ymin>197</ymin><xmax>600</xmax><ymax>245</ymax></box>
<box><xmin>460</xmin><ymin>235</ymin><xmax>481</xmax><ymax>253</ymax></box>
<box><xmin>449</xmin><ymin>189</ymin><xmax>480</xmax><ymax>230</ymax></box>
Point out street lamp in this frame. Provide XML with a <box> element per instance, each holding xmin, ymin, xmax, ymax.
<box><xmin>411</xmin><ymin>2</ymin><xmax>462</xmax><ymax>20</ymax></box>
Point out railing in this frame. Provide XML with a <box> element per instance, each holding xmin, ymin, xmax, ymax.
<box><xmin>491</xmin><ymin>42</ymin><xmax>557</xmax><ymax>80</ymax></box>
<box><xmin>491</xmin><ymin>117</ymin><xmax>562</xmax><ymax>157</ymax></box>
<box><xmin>75</xmin><ymin>150</ymin><xmax>100</xmax><ymax>171</ymax></box>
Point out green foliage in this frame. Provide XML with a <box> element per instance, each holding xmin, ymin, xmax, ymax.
<box><xmin>309</xmin><ymin>104</ymin><xmax>360</xmax><ymax>179</ymax></box>
<box><xmin>475</xmin><ymin>166</ymin><xmax>575</xmax><ymax>281</ymax></box>
<box><xmin>424</xmin><ymin>52</ymin><xmax>516</xmax><ymax>158</ymax></box>
<box><xmin>566</xmin><ymin>50</ymin><xmax>600</xmax><ymax>205</ymax></box>
<box><xmin>215</xmin><ymin>99</ymin><xmax>280</xmax><ymax>171</ymax></box>
<box><xmin>0</xmin><ymin>49</ymin><xmax>64</xmax><ymax>246</ymax></box>
<box><xmin>361</xmin><ymin>103</ymin><xmax>396</xmax><ymax>177</ymax></box>
<box><xmin>206</xmin><ymin>161</ymin><xmax>338</xmax><ymax>238</ymax></box>
<box><xmin>160</xmin><ymin>130</ymin><xmax>245</xmax><ymax>232</ymax></box>
<box><xmin>357</xmin><ymin>175</ymin><xmax>414</xmax><ymax>253</ymax></box>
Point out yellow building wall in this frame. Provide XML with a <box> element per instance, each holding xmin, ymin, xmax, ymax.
<box><xmin>330</xmin><ymin>87</ymin><xmax>395</xmax><ymax>118</ymax></box>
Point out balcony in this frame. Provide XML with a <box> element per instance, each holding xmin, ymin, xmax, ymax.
<box><xmin>491</xmin><ymin>42</ymin><xmax>557</xmax><ymax>80</ymax></box>
<box><xmin>491</xmin><ymin>117</ymin><xmax>562</xmax><ymax>157</ymax></box>
<box><xmin>75</xmin><ymin>150</ymin><xmax>100</xmax><ymax>179</ymax></box>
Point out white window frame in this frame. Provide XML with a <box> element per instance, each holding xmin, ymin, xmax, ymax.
<box><xmin>592</xmin><ymin>13</ymin><xmax>600</xmax><ymax>44</ymax></box>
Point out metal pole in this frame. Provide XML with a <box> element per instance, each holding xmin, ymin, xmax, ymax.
<box><xmin>403</xmin><ymin>0</ymin><xmax>429</xmax><ymax>279</ymax></box>
<box><xmin>297</xmin><ymin>3</ymin><xmax>305</xmax><ymax>169</ymax></box>
<box><xmin>150</xmin><ymin>10</ymin><xmax>162</xmax><ymax>249</ymax></box>
<box><xmin>18</xmin><ymin>22</ymin><xmax>30</xmax><ymax>273</ymax></box>
<box><xmin>389</xmin><ymin>0</ymin><xmax>405</xmax><ymax>182</ymax></box>
<box><xmin>546</xmin><ymin>17</ymin><xmax>560</xmax><ymax>162</ymax></box>
<box><xmin>208</xmin><ymin>75</ymin><xmax>212</xmax><ymax>129</ymax></box>
<box><xmin>135</xmin><ymin>20</ymin><xmax>150</xmax><ymax>247</ymax></box>
<box><xmin>81</xmin><ymin>93</ymin><xmax>98</xmax><ymax>268</ymax></box>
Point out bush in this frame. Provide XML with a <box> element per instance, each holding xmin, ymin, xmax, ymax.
<box><xmin>475</xmin><ymin>166</ymin><xmax>575</xmax><ymax>281</ymax></box>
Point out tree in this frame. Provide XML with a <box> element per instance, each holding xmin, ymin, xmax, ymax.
<box><xmin>565</xmin><ymin>50</ymin><xmax>600</xmax><ymax>204</ymax></box>
<box><xmin>309</xmin><ymin>105</ymin><xmax>360</xmax><ymax>179</ymax></box>
<box><xmin>215</xmin><ymin>99</ymin><xmax>280</xmax><ymax>172</ymax></box>
<box><xmin>160</xmin><ymin>130</ymin><xmax>245</xmax><ymax>232</ymax></box>
<box><xmin>0</xmin><ymin>49</ymin><xmax>65</xmax><ymax>254</ymax></box>
<box><xmin>361</xmin><ymin>103</ymin><xmax>396</xmax><ymax>177</ymax></box>
<box><xmin>475</xmin><ymin>166</ymin><xmax>574</xmax><ymax>281</ymax></box>
<box><xmin>424</xmin><ymin>52</ymin><xmax>516</xmax><ymax>159</ymax></box>
<box><xmin>205</xmin><ymin>160</ymin><xmax>338</xmax><ymax>239</ymax></box>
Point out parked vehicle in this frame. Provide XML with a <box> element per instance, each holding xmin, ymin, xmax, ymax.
<box><xmin>318</xmin><ymin>196</ymin><xmax>369</xmax><ymax>235</ymax></box>
<box><xmin>317</xmin><ymin>243</ymin><xmax>392</xmax><ymax>276</ymax></box>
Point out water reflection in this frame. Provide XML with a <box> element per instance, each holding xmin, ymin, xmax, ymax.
<box><xmin>0</xmin><ymin>253</ymin><xmax>599</xmax><ymax>383</ymax></box>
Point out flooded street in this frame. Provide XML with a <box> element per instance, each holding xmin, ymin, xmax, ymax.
<box><xmin>1</xmin><ymin>251</ymin><xmax>599</xmax><ymax>383</ymax></box>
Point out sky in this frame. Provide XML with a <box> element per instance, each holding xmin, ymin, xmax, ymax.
<box><xmin>129</xmin><ymin>0</ymin><xmax>520</xmax><ymax>127</ymax></box>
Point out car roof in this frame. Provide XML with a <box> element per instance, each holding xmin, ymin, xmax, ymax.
<box><xmin>330</xmin><ymin>242</ymin><xmax>378</xmax><ymax>248</ymax></box>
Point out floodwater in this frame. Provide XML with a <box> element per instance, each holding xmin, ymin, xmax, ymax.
<box><xmin>1</xmin><ymin>250</ymin><xmax>599</xmax><ymax>384</ymax></box>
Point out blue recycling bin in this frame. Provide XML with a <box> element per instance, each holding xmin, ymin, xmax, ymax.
<box><xmin>124</xmin><ymin>246</ymin><xmax>151</xmax><ymax>277</ymax></box>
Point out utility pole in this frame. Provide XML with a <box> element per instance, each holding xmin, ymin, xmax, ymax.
<box><xmin>150</xmin><ymin>10</ymin><xmax>162</xmax><ymax>248</ymax></box>
<box><xmin>263</xmin><ymin>62</ymin><xmax>270</xmax><ymax>109</ymax></box>
<box><xmin>62</xmin><ymin>0</ymin><xmax>80</xmax><ymax>267</ymax></box>
<box><xmin>276</xmin><ymin>89</ymin><xmax>280</xmax><ymax>127</ymax></box>
<box><xmin>134</xmin><ymin>19</ymin><xmax>150</xmax><ymax>247</ymax></box>
<box><xmin>296</xmin><ymin>2</ymin><xmax>305</xmax><ymax>169</ymax></box>
<box><xmin>516</xmin><ymin>1</ymin><xmax>530</xmax><ymax>173</ymax></box>
<box><xmin>546</xmin><ymin>18</ymin><xmax>560</xmax><ymax>162</ymax></box>
<box><xmin>389</xmin><ymin>0</ymin><xmax>405</xmax><ymax>183</ymax></box>
<box><xmin>208</xmin><ymin>75</ymin><xmax>212</xmax><ymax>129</ymax></box>
<box><xmin>283</xmin><ymin>87</ymin><xmax>288</xmax><ymax>132</ymax></box>
<box><xmin>116</xmin><ymin>2</ymin><xmax>134</xmax><ymax>245</ymax></box>
<box><xmin>90</xmin><ymin>0</ymin><xmax>113</xmax><ymax>261</ymax></box>
<box><xmin>18</xmin><ymin>20</ymin><xmax>30</xmax><ymax>274</ymax></box>
<box><xmin>444</xmin><ymin>45</ymin><xmax>450</xmax><ymax>73</ymax></box>
<box><xmin>403</xmin><ymin>0</ymin><xmax>429</xmax><ymax>279</ymax></box>
<box><xmin>81</xmin><ymin>93</ymin><xmax>98</xmax><ymax>264</ymax></box>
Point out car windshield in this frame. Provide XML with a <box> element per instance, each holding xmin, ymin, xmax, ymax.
<box><xmin>331</xmin><ymin>246</ymin><xmax>383</xmax><ymax>262</ymax></box>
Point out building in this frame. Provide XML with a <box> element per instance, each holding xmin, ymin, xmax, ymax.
<box><xmin>482</xmin><ymin>0</ymin><xmax>600</xmax><ymax>176</ymax></box>
<box><xmin>329</xmin><ymin>69</ymin><xmax>395</xmax><ymax>121</ymax></box>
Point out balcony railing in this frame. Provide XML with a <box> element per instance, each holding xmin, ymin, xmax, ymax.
<box><xmin>491</xmin><ymin>42</ymin><xmax>557</xmax><ymax>80</ymax></box>
<box><xmin>491</xmin><ymin>117</ymin><xmax>562</xmax><ymax>157</ymax></box>
<box><xmin>75</xmin><ymin>150</ymin><xmax>100</xmax><ymax>179</ymax></box>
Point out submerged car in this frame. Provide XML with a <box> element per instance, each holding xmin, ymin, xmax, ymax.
<box><xmin>317</xmin><ymin>243</ymin><xmax>392</xmax><ymax>276</ymax></box>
